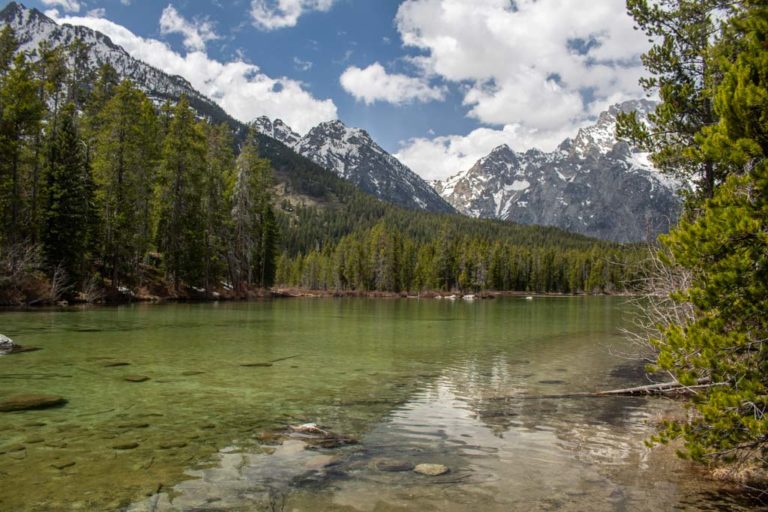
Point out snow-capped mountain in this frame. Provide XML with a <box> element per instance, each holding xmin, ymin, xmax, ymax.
<box><xmin>255</xmin><ymin>118</ymin><xmax>455</xmax><ymax>214</ymax></box>
<box><xmin>0</xmin><ymin>2</ymin><xmax>236</xmax><ymax>127</ymax></box>
<box><xmin>434</xmin><ymin>99</ymin><xmax>683</xmax><ymax>242</ymax></box>
<box><xmin>2</xmin><ymin>3</ymin><xmax>452</xmax><ymax>214</ymax></box>
<box><xmin>252</xmin><ymin>116</ymin><xmax>301</xmax><ymax>147</ymax></box>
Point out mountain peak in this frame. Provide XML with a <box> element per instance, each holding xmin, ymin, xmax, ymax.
<box><xmin>435</xmin><ymin>100</ymin><xmax>682</xmax><ymax>242</ymax></box>
<box><xmin>490</xmin><ymin>143</ymin><xmax>514</xmax><ymax>155</ymax></box>
<box><xmin>252</xmin><ymin>116</ymin><xmax>301</xmax><ymax>147</ymax></box>
<box><xmin>0</xmin><ymin>2</ymin><xmax>22</xmax><ymax>19</ymax></box>
<box><xmin>569</xmin><ymin>98</ymin><xmax>656</xmax><ymax>158</ymax></box>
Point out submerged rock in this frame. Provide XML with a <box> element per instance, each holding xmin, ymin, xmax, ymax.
<box><xmin>112</xmin><ymin>442</ymin><xmax>139</xmax><ymax>450</ymax></box>
<box><xmin>0</xmin><ymin>334</ymin><xmax>16</xmax><ymax>354</ymax></box>
<box><xmin>116</xmin><ymin>422</ymin><xmax>150</xmax><ymax>429</ymax></box>
<box><xmin>287</xmin><ymin>423</ymin><xmax>358</xmax><ymax>449</ymax></box>
<box><xmin>0</xmin><ymin>335</ymin><xmax>40</xmax><ymax>355</ymax></box>
<box><xmin>158</xmin><ymin>441</ymin><xmax>187</xmax><ymax>449</ymax></box>
<box><xmin>0</xmin><ymin>394</ymin><xmax>67</xmax><ymax>412</ymax></box>
<box><xmin>414</xmin><ymin>463</ymin><xmax>450</xmax><ymax>476</ymax></box>
<box><xmin>373</xmin><ymin>459</ymin><xmax>415</xmax><ymax>472</ymax></box>
<box><xmin>51</xmin><ymin>461</ymin><xmax>76</xmax><ymax>470</ymax></box>
<box><xmin>123</xmin><ymin>375</ymin><xmax>150</xmax><ymax>383</ymax></box>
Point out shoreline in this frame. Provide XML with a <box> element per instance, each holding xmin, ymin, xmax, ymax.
<box><xmin>0</xmin><ymin>287</ymin><xmax>639</xmax><ymax>310</ymax></box>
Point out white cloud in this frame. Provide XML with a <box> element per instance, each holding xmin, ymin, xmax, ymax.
<box><xmin>395</xmin><ymin>124</ymin><xmax>576</xmax><ymax>182</ymax></box>
<box><xmin>293</xmin><ymin>56</ymin><xmax>313</xmax><ymax>72</ymax></box>
<box><xmin>340</xmin><ymin>62</ymin><xmax>445</xmax><ymax>105</ymax></box>
<box><xmin>159</xmin><ymin>4</ymin><xmax>219</xmax><ymax>52</ymax></box>
<box><xmin>54</xmin><ymin>14</ymin><xmax>337</xmax><ymax>134</ymax></box>
<box><xmin>250</xmin><ymin>0</ymin><xmax>336</xmax><ymax>31</ymax></box>
<box><xmin>86</xmin><ymin>8</ymin><xmax>106</xmax><ymax>18</ymax></box>
<box><xmin>120</xmin><ymin>0</ymin><xmax>131</xmax><ymax>5</ymax></box>
<box><xmin>391</xmin><ymin>0</ymin><xmax>651</xmax><ymax>180</ymax></box>
<box><xmin>41</xmin><ymin>0</ymin><xmax>80</xmax><ymax>13</ymax></box>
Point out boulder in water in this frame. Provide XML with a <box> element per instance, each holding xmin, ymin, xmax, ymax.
<box><xmin>124</xmin><ymin>375</ymin><xmax>150</xmax><ymax>383</ymax></box>
<box><xmin>0</xmin><ymin>334</ymin><xmax>16</xmax><ymax>354</ymax></box>
<box><xmin>0</xmin><ymin>394</ymin><xmax>67</xmax><ymax>412</ymax></box>
<box><xmin>112</xmin><ymin>442</ymin><xmax>139</xmax><ymax>450</ymax></box>
<box><xmin>0</xmin><ymin>335</ymin><xmax>34</xmax><ymax>355</ymax></box>
<box><xmin>413</xmin><ymin>463</ymin><xmax>450</xmax><ymax>476</ymax></box>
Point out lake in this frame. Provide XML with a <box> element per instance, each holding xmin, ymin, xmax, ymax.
<box><xmin>0</xmin><ymin>297</ymin><xmax>754</xmax><ymax>511</ymax></box>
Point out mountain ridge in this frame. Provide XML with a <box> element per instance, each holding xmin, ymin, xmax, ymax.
<box><xmin>254</xmin><ymin>117</ymin><xmax>455</xmax><ymax>214</ymax></box>
<box><xmin>434</xmin><ymin>99</ymin><xmax>683</xmax><ymax>242</ymax></box>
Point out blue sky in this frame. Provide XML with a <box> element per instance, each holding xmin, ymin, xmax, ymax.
<box><xmin>30</xmin><ymin>0</ymin><xmax>651</xmax><ymax>180</ymax></box>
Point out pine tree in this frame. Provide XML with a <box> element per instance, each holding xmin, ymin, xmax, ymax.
<box><xmin>229</xmin><ymin>130</ymin><xmax>274</xmax><ymax>290</ymax></box>
<box><xmin>0</xmin><ymin>51</ymin><xmax>44</xmax><ymax>243</ymax></box>
<box><xmin>155</xmin><ymin>96</ymin><xmax>206</xmax><ymax>288</ymax></box>
<box><xmin>41</xmin><ymin>104</ymin><xmax>92</xmax><ymax>286</ymax></box>
<box><xmin>645</xmin><ymin>2</ymin><xmax>768</xmax><ymax>467</ymax></box>
<box><xmin>202</xmin><ymin>123</ymin><xmax>235</xmax><ymax>291</ymax></box>
<box><xmin>0</xmin><ymin>25</ymin><xmax>18</xmax><ymax>74</ymax></box>
<box><xmin>617</xmin><ymin>0</ymin><xmax>735</xmax><ymax>201</ymax></box>
<box><xmin>92</xmin><ymin>80</ymin><xmax>159</xmax><ymax>287</ymax></box>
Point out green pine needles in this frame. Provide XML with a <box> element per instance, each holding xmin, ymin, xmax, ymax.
<box><xmin>629</xmin><ymin>1</ymin><xmax>768</xmax><ymax>471</ymax></box>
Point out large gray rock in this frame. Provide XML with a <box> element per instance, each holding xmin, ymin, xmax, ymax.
<box><xmin>0</xmin><ymin>394</ymin><xmax>67</xmax><ymax>412</ymax></box>
<box><xmin>0</xmin><ymin>334</ymin><xmax>16</xmax><ymax>355</ymax></box>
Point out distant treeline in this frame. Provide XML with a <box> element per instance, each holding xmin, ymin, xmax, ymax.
<box><xmin>274</xmin><ymin>218</ymin><xmax>645</xmax><ymax>294</ymax></box>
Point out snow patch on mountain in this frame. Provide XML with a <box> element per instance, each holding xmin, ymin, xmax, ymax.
<box><xmin>253</xmin><ymin>117</ymin><xmax>454</xmax><ymax>214</ymax></box>
<box><xmin>434</xmin><ymin>99</ymin><xmax>685</xmax><ymax>242</ymax></box>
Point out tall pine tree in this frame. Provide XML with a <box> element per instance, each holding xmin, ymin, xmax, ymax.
<box><xmin>41</xmin><ymin>104</ymin><xmax>92</xmax><ymax>287</ymax></box>
<box><xmin>155</xmin><ymin>96</ymin><xmax>207</xmax><ymax>288</ymax></box>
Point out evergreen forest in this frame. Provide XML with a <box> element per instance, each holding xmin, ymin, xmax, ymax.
<box><xmin>0</xmin><ymin>25</ymin><xmax>645</xmax><ymax>305</ymax></box>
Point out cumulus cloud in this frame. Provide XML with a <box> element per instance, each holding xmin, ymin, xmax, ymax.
<box><xmin>41</xmin><ymin>0</ymin><xmax>80</xmax><ymax>13</ymax></box>
<box><xmin>250</xmin><ymin>0</ymin><xmax>336</xmax><ymax>31</ymax></box>
<box><xmin>86</xmin><ymin>8</ymin><xmax>106</xmax><ymax>18</ymax></box>
<box><xmin>340</xmin><ymin>62</ymin><xmax>446</xmax><ymax>105</ymax></box>
<box><xmin>54</xmin><ymin>14</ymin><xmax>337</xmax><ymax>133</ymax></box>
<box><xmin>395</xmin><ymin>124</ymin><xmax>576</xmax><ymax>182</ymax></box>
<box><xmin>293</xmin><ymin>56</ymin><xmax>313</xmax><ymax>72</ymax></box>
<box><xmin>392</xmin><ymin>0</ymin><xmax>650</xmax><ymax>180</ymax></box>
<box><xmin>159</xmin><ymin>5</ymin><xmax>219</xmax><ymax>52</ymax></box>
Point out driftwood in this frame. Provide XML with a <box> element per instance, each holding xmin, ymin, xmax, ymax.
<box><xmin>589</xmin><ymin>380</ymin><xmax>723</xmax><ymax>397</ymax></box>
<box><xmin>491</xmin><ymin>379</ymin><xmax>725</xmax><ymax>401</ymax></box>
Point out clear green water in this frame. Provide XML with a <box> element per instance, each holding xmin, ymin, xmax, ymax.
<box><xmin>0</xmin><ymin>298</ymin><xmax>754</xmax><ymax>511</ymax></box>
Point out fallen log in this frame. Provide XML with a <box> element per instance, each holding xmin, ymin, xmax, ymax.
<box><xmin>488</xmin><ymin>379</ymin><xmax>725</xmax><ymax>400</ymax></box>
<box><xmin>591</xmin><ymin>380</ymin><xmax>723</xmax><ymax>397</ymax></box>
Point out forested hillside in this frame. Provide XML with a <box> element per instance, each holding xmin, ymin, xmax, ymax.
<box><xmin>0</xmin><ymin>24</ymin><xmax>645</xmax><ymax>305</ymax></box>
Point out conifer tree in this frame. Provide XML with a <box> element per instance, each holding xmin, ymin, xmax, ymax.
<box><xmin>649</xmin><ymin>1</ymin><xmax>768</xmax><ymax>465</ymax></box>
<box><xmin>155</xmin><ymin>96</ymin><xmax>207</xmax><ymax>288</ymax></box>
<box><xmin>0</xmin><ymin>51</ymin><xmax>44</xmax><ymax>243</ymax></box>
<box><xmin>92</xmin><ymin>80</ymin><xmax>159</xmax><ymax>286</ymax></box>
<box><xmin>202</xmin><ymin>123</ymin><xmax>235</xmax><ymax>291</ymax></box>
<box><xmin>229</xmin><ymin>130</ymin><xmax>274</xmax><ymax>290</ymax></box>
<box><xmin>0</xmin><ymin>25</ymin><xmax>18</xmax><ymax>74</ymax></box>
<box><xmin>41</xmin><ymin>104</ymin><xmax>92</xmax><ymax>286</ymax></box>
<box><xmin>617</xmin><ymin>0</ymin><xmax>735</xmax><ymax>201</ymax></box>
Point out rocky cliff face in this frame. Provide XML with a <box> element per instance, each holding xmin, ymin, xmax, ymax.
<box><xmin>255</xmin><ymin>118</ymin><xmax>455</xmax><ymax>214</ymax></box>
<box><xmin>434</xmin><ymin>100</ymin><xmax>683</xmax><ymax>242</ymax></box>
<box><xmin>252</xmin><ymin>116</ymin><xmax>301</xmax><ymax>147</ymax></box>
